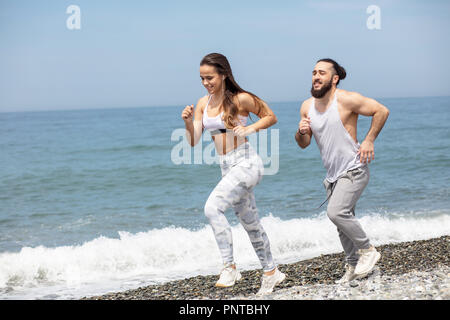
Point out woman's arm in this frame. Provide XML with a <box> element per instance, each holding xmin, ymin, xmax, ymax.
<box><xmin>182</xmin><ymin>97</ymin><xmax>206</xmax><ymax>146</ymax></box>
<box><xmin>233</xmin><ymin>93</ymin><xmax>277</xmax><ymax>136</ymax></box>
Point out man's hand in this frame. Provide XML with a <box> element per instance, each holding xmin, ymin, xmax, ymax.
<box><xmin>358</xmin><ymin>139</ymin><xmax>375</xmax><ymax>164</ymax></box>
<box><xmin>298</xmin><ymin>117</ymin><xmax>311</xmax><ymax>135</ymax></box>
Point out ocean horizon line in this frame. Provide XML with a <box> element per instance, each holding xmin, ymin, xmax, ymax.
<box><xmin>1</xmin><ymin>94</ymin><xmax>449</xmax><ymax>114</ymax></box>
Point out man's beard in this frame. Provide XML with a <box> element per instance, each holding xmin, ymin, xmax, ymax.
<box><xmin>310</xmin><ymin>79</ymin><xmax>333</xmax><ymax>98</ymax></box>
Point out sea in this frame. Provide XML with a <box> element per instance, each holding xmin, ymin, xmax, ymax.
<box><xmin>0</xmin><ymin>96</ymin><xmax>449</xmax><ymax>299</ymax></box>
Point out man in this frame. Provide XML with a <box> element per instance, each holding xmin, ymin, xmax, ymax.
<box><xmin>295</xmin><ymin>58</ymin><xmax>389</xmax><ymax>283</ymax></box>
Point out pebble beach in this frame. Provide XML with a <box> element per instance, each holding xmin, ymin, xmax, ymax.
<box><xmin>84</xmin><ymin>235</ymin><xmax>449</xmax><ymax>300</ymax></box>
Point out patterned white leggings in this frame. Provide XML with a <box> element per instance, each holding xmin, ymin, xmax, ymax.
<box><xmin>204</xmin><ymin>142</ymin><xmax>276</xmax><ymax>272</ymax></box>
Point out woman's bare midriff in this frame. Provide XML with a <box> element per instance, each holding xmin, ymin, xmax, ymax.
<box><xmin>212</xmin><ymin>132</ymin><xmax>248</xmax><ymax>155</ymax></box>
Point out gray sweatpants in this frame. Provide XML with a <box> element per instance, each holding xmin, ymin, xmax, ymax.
<box><xmin>324</xmin><ymin>166</ymin><xmax>371</xmax><ymax>266</ymax></box>
<box><xmin>204</xmin><ymin>142</ymin><xmax>276</xmax><ymax>272</ymax></box>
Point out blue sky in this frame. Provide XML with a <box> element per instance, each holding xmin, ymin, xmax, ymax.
<box><xmin>1</xmin><ymin>0</ymin><xmax>449</xmax><ymax>112</ymax></box>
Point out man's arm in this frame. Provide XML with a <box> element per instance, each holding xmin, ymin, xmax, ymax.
<box><xmin>345</xmin><ymin>92</ymin><xmax>390</xmax><ymax>163</ymax></box>
<box><xmin>295</xmin><ymin>100</ymin><xmax>312</xmax><ymax>149</ymax></box>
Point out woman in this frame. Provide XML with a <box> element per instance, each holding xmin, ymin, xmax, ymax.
<box><xmin>181</xmin><ymin>53</ymin><xmax>285</xmax><ymax>295</ymax></box>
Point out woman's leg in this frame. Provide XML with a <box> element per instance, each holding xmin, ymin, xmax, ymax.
<box><xmin>233</xmin><ymin>189</ymin><xmax>275</xmax><ymax>272</ymax></box>
<box><xmin>204</xmin><ymin>153</ymin><xmax>263</xmax><ymax>266</ymax></box>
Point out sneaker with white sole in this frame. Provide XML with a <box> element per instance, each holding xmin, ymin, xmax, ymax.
<box><xmin>335</xmin><ymin>263</ymin><xmax>357</xmax><ymax>284</ymax></box>
<box><xmin>256</xmin><ymin>267</ymin><xmax>286</xmax><ymax>295</ymax></box>
<box><xmin>215</xmin><ymin>264</ymin><xmax>242</xmax><ymax>287</ymax></box>
<box><xmin>354</xmin><ymin>246</ymin><xmax>381</xmax><ymax>278</ymax></box>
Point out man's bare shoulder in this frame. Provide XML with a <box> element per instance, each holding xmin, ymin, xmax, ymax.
<box><xmin>300</xmin><ymin>97</ymin><xmax>313</xmax><ymax>115</ymax></box>
<box><xmin>337</xmin><ymin>89</ymin><xmax>365</xmax><ymax>107</ymax></box>
<box><xmin>301</xmin><ymin>97</ymin><xmax>314</xmax><ymax>105</ymax></box>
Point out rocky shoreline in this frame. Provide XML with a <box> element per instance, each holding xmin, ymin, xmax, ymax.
<box><xmin>237</xmin><ymin>264</ymin><xmax>449</xmax><ymax>300</ymax></box>
<box><xmin>84</xmin><ymin>236</ymin><xmax>449</xmax><ymax>300</ymax></box>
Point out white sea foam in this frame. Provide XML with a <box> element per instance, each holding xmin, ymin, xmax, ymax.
<box><xmin>0</xmin><ymin>210</ymin><xmax>449</xmax><ymax>299</ymax></box>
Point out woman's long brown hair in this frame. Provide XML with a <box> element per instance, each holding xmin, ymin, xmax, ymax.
<box><xmin>200</xmin><ymin>53</ymin><xmax>268</xmax><ymax>129</ymax></box>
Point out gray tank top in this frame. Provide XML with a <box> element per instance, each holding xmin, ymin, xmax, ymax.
<box><xmin>308</xmin><ymin>89</ymin><xmax>363</xmax><ymax>183</ymax></box>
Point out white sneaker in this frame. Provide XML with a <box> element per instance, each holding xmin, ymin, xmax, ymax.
<box><xmin>354</xmin><ymin>246</ymin><xmax>381</xmax><ymax>278</ymax></box>
<box><xmin>215</xmin><ymin>264</ymin><xmax>242</xmax><ymax>287</ymax></box>
<box><xmin>256</xmin><ymin>268</ymin><xmax>286</xmax><ymax>295</ymax></box>
<box><xmin>335</xmin><ymin>264</ymin><xmax>357</xmax><ymax>284</ymax></box>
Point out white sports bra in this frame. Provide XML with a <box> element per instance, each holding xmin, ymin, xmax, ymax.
<box><xmin>202</xmin><ymin>95</ymin><xmax>248</xmax><ymax>135</ymax></box>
